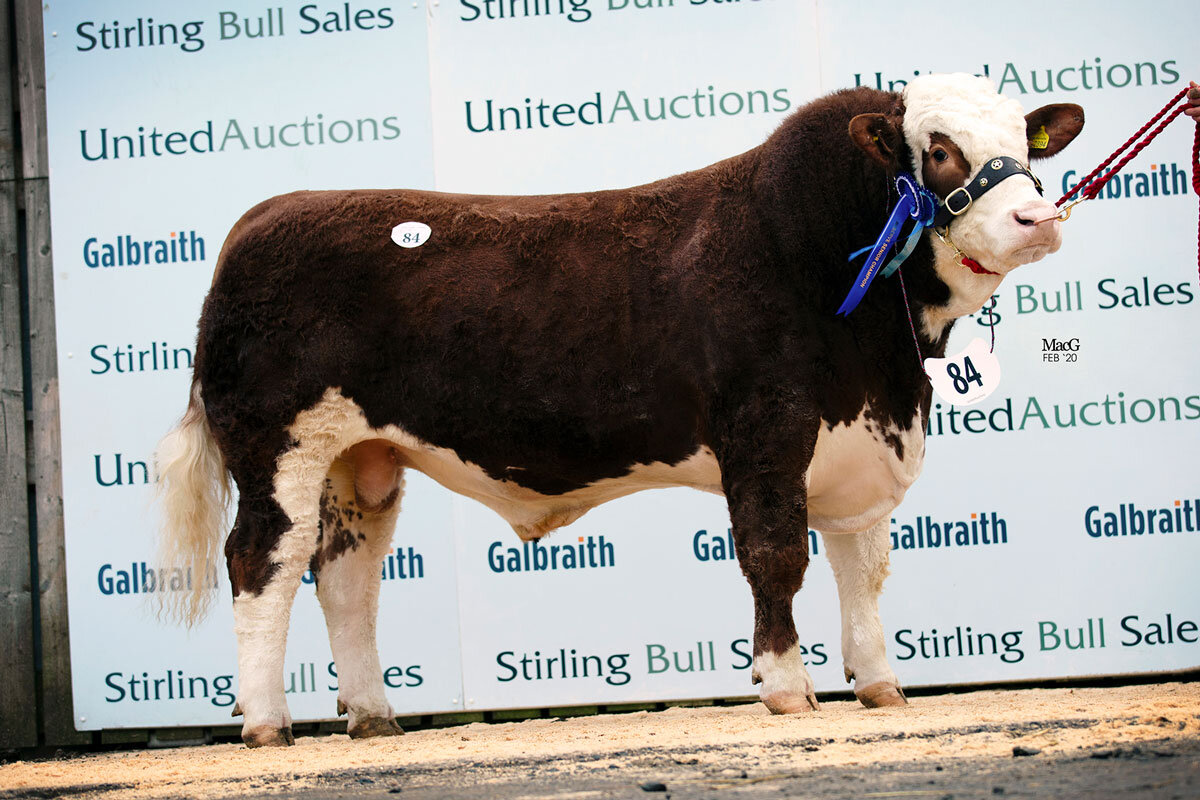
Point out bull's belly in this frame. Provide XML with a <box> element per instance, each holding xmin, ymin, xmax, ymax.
<box><xmin>290</xmin><ymin>390</ymin><xmax>922</xmax><ymax>541</ymax></box>
<box><xmin>406</xmin><ymin>440</ymin><xmax>724</xmax><ymax>540</ymax></box>
<box><xmin>401</xmin><ymin>410</ymin><xmax>923</xmax><ymax>538</ymax></box>
<box><xmin>288</xmin><ymin>389</ymin><xmax>723</xmax><ymax>541</ymax></box>
<box><xmin>805</xmin><ymin>411</ymin><xmax>925</xmax><ymax>534</ymax></box>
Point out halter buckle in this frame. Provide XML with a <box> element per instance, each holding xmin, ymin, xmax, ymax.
<box><xmin>945</xmin><ymin>186</ymin><xmax>973</xmax><ymax>216</ymax></box>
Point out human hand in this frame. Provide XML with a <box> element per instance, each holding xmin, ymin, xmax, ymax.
<box><xmin>1186</xmin><ymin>81</ymin><xmax>1200</xmax><ymax>119</ymax></box>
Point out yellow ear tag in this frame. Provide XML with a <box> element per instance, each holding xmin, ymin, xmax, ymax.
<box><xmin>1029</xmin><ymin>125</ymin><xmax>1050</xmax><ymax>150</ymax></box>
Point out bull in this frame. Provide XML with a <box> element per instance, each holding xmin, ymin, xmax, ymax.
<box><xmin>157</xmin><ymin>74</ymin><xmax>1084</xmax><ymax>746</ymax></box>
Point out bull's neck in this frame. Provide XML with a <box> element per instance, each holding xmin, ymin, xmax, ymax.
<box><xmin>917</xmin><ymin>235</ymin><xmax>1004</xmax><ymax>344</ymax></box>
<box><xmin>746</xmin><ymin>130</ymin><xmax>1001</xmax><ymax>359</ymax></box>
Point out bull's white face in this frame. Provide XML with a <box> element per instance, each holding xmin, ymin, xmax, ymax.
<box><xmin>902</xmin><ymin>74</ymin><xmax>1063</xmax><ymax>277</ymax></box>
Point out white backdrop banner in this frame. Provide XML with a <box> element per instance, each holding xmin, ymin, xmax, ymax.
<box><xmin>41</xmin><ymin>0</ymin><xmax>1199</xmax><ymax>730</ymax></box>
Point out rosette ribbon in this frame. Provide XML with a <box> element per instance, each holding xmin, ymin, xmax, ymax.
<box><xmin>836</xmin><ymin>172</ymin><xmax>937</xmax><ymax>316</ymax></box>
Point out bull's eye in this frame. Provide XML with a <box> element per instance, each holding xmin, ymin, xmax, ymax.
<box><xmin>931</xmin><ymin>148</ymin><xmax>949</xmax><ymax>164</ymax></box>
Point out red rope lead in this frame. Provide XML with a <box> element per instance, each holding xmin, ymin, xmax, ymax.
<box><xmin>1194</xmin><ymin>120</ymin><xmax>1200</xmax><ymax>284</ymax></box>
<box><xmin>1056</xmin><ymin>87</ymin><xmax>1200</xmax><ymax>284</ymax></box>
<box><xmin>1057</xmin><ymin>88</ymin><xmax>1189</xmax><ymax>205</ymax></box>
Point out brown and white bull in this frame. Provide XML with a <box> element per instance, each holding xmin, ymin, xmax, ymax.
<box><xmin>157</xmin><ymin>74</ymin><xmax>1083</xmax><ymax>747</ymax></box>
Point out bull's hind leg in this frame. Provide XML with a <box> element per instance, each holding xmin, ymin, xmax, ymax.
<box><xmin>227</xmin><ymin>398</ymin><xmax>361</xmax><ymax>747</ymax></box>
<box><xmin>227</xmin><ymin>475</ymin><xmax>324</xmax><ymax>748</ymax></box>
<box><xmin>312</xmin><ymin>441</ymin><xmax>405</xmax><ymax>738</ymax></box>
<box><xmin>823</xmin><ymin>520</ymin><xmax>907</xmax><ymax>708</ymax></box>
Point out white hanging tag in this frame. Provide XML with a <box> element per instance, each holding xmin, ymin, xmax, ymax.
<box><xmin>391</xmin><ymin>221</ymin><xmax>431</xmax><ymax>248</ymax></box>
<box><xmin>924</xmin><ymin>337</ymin><xmax>1001</xmax><ymax>406</ymax></box>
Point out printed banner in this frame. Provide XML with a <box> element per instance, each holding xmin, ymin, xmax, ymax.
<box><xmin>43</xmin><ymin>0</ymin><xmax>464</xmax><ymax>729</ymax></box>
<box><xmin>41</xmin><ymin>0</ymin><xmax>1199</xmax><ymax>730</ymax></box>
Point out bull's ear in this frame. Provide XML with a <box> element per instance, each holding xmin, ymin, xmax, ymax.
<box><xmin>1025</xmin><ymin>103</ymin><xmax>1084</xmax><ymax>159</ymax></box>
<box><xmin>849</xmin><ymin>113</ymin><xmax>903</xmax><ymax>169</ymax></box>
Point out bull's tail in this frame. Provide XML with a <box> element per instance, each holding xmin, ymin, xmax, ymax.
<box><xmin>155</xmin><ymin>381</ymin><xmax>231</xmax><ymax>626</ymax></box>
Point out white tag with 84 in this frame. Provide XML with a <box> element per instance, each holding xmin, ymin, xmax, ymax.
<box><xmin>391</xmin><ymin>221</ymin><xmax>431</xmax><ymax>248</ymax></box>
<box><xmin>924</xmin><ymin>337</ymin><xmax>1001</xmax><ymax>406</ymax></box>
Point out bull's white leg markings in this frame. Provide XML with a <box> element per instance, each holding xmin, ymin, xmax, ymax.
<box><xmin>260</xmin><ymin>393</ymin><xmax>915</xmax><ymax>726</ymax></box>
<box><xmin>752</xmin><ymin>644</ymin><xmax>819</xmax><ymax>713</ymax></box>
<box><xmin>229</xmin><ymin>402</ymin><xmax>917</xmax><ymax>733</ymax></box>
<box><xmin>823</xmin><ymin>521</ymin><xmax>904</xmax><ymax>705</ymax></box>
<box><xmin>315</xmin><ymin>459</ymin><xmax>403</xmax><ymax>735</ymax></box>
<box><xmin>232</xmin><ymin>575</ymin><xmax>303</xmax><ymax>740</ymax></box>
<box><xmin>235</xmin><ymin>391</ymin><xmax>371</xmax><ymax>742</ymax></box>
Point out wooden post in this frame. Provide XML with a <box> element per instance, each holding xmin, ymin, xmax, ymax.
<box><xmin>15</xmin><ymin>0</ymin><xmax>88</xmax><ymax>746</ymax></box>
<box><xmin>0</xmin><ymin>0</ymin><xmax>38</xmax><ymax>751</ymax></box>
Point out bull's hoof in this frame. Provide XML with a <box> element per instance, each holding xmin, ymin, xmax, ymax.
<box><xmin>242</xmin><ymin>725</ymin><xmax>295</xmax><ymax>748</ymax></box>
<box><xmin>762</xmin><ymin>690</ymin><xmax>820</xmax><ymax>714</ymax></box>
<box><xmin>856</xmin><ymin>682</ymin><xmax>908</xmax><ymax>708</ymax></box>
<box><xmin>348</xmin><ymin>716</ymin><xmax>404</xmax><ymax>739</ymax></box>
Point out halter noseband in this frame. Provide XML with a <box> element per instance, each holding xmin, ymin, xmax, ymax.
<box><xmin>929</xmin><ymin>156</ymin><xmax>1044</xmax><ymax>229</ymax></box>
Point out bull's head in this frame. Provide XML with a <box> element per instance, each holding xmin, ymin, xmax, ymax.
<box><xmin>849</xmin><ymin>74</ymin><xmax>1084</xmax><ymax>283</ymax></box>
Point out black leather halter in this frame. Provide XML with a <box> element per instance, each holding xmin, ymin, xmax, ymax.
<box><xmin>930</xmin><ymin>156</ymin><xmax>1044</xmax><ymax>229</ymax></box>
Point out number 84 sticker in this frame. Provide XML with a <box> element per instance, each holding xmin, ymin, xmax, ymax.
<box><xmin>924</xmin><ymin>337</ymin><xmax>1001</xmax><ymax>406</ymax></box>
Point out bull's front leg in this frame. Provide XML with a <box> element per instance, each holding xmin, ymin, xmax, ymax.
<box><xmin>719</xmin><ymin>422</ymin><xmax>821</xmax><ymax>714</ymax></box>
<box><xmin>822</xmin><ymin>520</ymin><xmax>907</xmax><ymax>707</ymax></box>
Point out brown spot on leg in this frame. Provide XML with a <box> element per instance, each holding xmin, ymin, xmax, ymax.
<box><xmin>735</xmin><ymin>492</ymin><xmax>810</xmax><ymax>662</ymax></box>
<box><xmin>311</xmin><ymin>477</ymin><xmax>362</xmax><ymax>572</ymax></box>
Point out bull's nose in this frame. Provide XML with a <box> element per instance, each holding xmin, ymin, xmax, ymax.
<box><xmin>1013</xmin><ymin>202</ymin><xmax>1060</xmax><ymax>233</ymax></box>
<box><xmin>1014</xmin><ymin>205</ymin><xmax>1050</xmax><ymax>226</ymax></box>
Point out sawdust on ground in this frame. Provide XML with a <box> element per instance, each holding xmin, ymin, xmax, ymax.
<box><xmin>2</xmin><ymin>682</ymin><xmax>1198</xmax><ymax>799</ymax></box>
